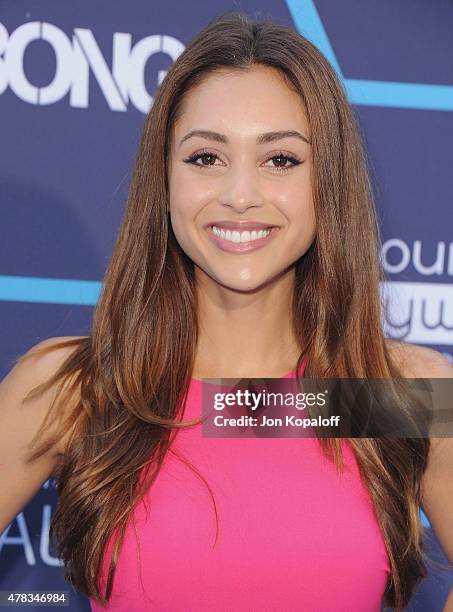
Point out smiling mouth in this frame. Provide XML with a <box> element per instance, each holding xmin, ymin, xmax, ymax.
<box><xmin>206</xmin><ymin>225</ymin><xmax>279</xmax><ymax>253</ymax></box>
<box><xmin>211</xmin><ymin>225</ymin><xmax>274</xmax><ymax>242</ymax></box>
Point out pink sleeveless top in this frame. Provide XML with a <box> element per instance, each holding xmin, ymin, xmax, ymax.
<box><xmin>90</xmin><ymin>362</ymin><xmax>391</xmax><ymax>611</ymax></box>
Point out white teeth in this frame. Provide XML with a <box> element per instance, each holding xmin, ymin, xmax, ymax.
<box><xmin>211</xmin><ymin>226</ymin><xmax>272</xmax><ymax>242</ymax></box>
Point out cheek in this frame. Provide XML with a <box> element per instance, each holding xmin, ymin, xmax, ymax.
<box><xmin>170</xmin><ymin>200</ymin><xmax>201</xmax><ymax>248</ymax></box>
<box><xmin>275</xmin><ymin>183</ymin><xmax>316</xmax><ymax>232</ymax></box>
<box><xmin>170</xmin><ymin>204</ymin><xmax>190</xmax><ymax>249</ymax></box>
<box><xmin>169</xmin><ymin>194</ymin><xmax>203</xmax><ymax>258</ymax></box>
<box><xmin>297</xmin><ymin>198</ymin><xmax>316</xmax><ymax>230</ymax></box>
<box><xmin>170</xmin><ymin>168</ymin><xmax>208</xmax><ymax>217</ymax></box>
<box><xmin>169</xmin><ymin>173</ymin><xmax>192</xmax><ymax>224</ymax></box>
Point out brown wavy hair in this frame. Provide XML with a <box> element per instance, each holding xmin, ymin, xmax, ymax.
<box><xmin>15</xmin><ymin>11</ymin><xmax>435</xmax><ymax>611</ymax></box>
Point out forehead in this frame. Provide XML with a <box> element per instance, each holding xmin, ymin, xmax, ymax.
<box><xmin>172</xmin><ymin>65</ymin><xmax>310</xmax><ymax>142</ymax></box>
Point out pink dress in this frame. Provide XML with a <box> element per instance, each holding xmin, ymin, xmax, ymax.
<box><xmin>90</xmin><ymin>362</ymin><xmax>391</xmax><ymax>611</ymax></box>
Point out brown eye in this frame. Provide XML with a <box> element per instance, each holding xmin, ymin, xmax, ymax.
<box><xmin>266</xmin><ymin>153</ymin><xmax>302</xmax><ymax>172</ymax></box>
<box><xmin>199</xmin><ymin>153</ymin><xmax>217</xmax><ymax>166</ymax></box>
<box><xmin>183</xmin><ymin>151</ymin><xmax>221</xmax><ymax>168</ymax></box>
<box><xmin>273</xmin><ymin>155</ymin><xmax>288</xmax><ymax>168</ymax></box>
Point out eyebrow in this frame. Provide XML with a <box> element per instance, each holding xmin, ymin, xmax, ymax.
<box><xmin>178</xmin><ymin>129</ymin><xmax>311</xmax><ymax>149</ymax></box>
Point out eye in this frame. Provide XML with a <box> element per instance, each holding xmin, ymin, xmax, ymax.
<box><xmin>264</xmin><ymin>152</ymin><xmax>303</xmax><ymax>172</ymax></box>
<box><xmin>182</xmin><ymin>149</ymin><xmax>303</xmax><ymax>172</ymax></box>
<box><xmin>183</xmin><ymin>150</ymin><xmax>222</xmax><ymax>168</ymax></box>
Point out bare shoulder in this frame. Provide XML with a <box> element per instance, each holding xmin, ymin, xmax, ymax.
<box><xmin>385</xmin><ymin>338</ymin><xmax>453</xmax><ymax>379</ymax></box>
<box><xmin>27</xmin><ymin>335</ymin><xmax>88</xmax><ymax>453</ymax></box>
<box><xmin>24</xmin><ymin>335</ymin><xmax>88</xmax><ymax>371</ymax></box>
<box><xmin>0</xmin><ymin>336</ymin><xmax>87</xmax><ymax>532</ymax></box>
<box><xmin>1</xmin><ymin>335</ymin><xmax>88</xmax><ymax>456</ymax></box>
<box><xmin>385</xmin><ymin>339</ymin><xmax>453</xmax><ymax>457</ymax></box>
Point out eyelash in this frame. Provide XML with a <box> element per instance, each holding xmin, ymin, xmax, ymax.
<box><xmin>182</xmin><ymin>149</ymin><xmax>303</xmax><ymax>172</ymax></box>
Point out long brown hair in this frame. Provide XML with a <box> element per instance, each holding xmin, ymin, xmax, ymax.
<box><xmin>15</xmin><ymin>11</ymin><xmax>433</xmax><ymax>610</ymax></box>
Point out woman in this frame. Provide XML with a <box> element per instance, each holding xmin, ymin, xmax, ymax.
<box><xmin>1</xmin><ymin>11</ymin><xmax>452</xmax><ymax>612</ymax></box>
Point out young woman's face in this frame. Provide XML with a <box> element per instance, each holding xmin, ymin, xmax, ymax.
<box><xmin>168</xmin><ymin>65</ymin><xmax>315</xmax><ymax>292</ymax></box>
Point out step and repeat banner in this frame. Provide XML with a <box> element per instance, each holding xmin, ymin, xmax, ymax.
<box><xmin>1</xmin><ymin>1</ymin><xmax>452</xmax><ymax>610</ymax></box>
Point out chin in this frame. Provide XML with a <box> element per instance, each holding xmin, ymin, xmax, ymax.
<box><xmin>214</xmin><ymin>274</ymin><xmax>274</xmax><ymax>293</ymax></box>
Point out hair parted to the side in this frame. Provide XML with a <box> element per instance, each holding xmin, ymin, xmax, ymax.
<box><xmin>15</xmin><ymin>11</ymin><xmax>437</xmax><ymax>611</ymax></box>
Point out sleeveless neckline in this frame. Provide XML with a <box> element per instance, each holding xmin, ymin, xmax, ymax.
<box><xmin>190</xmin><ymin>370</ymin><xmax>293</xmax><ymax>384</ymax></box>
<box><xmin>190</xmin><ymin>359</ymin><xmax>306</xmax><ymax>384</ymax></box>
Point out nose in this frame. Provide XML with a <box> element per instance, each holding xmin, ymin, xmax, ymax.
<box><xmin>218</xmin><ymin>165</ymin><xmax>264</xmax><ymax>214</ymax></box>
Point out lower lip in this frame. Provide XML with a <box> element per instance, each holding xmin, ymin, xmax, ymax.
<box><xmin>206</xmin><ymin>226</ymin><xmax>279</xmax><ymax>253</ymax></box>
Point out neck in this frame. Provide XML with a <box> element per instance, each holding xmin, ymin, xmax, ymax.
<box><xmin>192</xmin><ymin>266</ymin><xmax>302</xmax><ymax>379</ymax></box>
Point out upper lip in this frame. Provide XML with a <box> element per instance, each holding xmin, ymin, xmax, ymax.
<box><xmin>204</xmin><ymin>220</ymin><xmax>279</xmax><ymax>231</ymax></box>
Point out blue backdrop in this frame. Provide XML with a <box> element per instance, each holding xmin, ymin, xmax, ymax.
<box><xmin>1</xmin><ymin>1</ymin><xmax>452</xmax><ymax>610</ymax></box>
